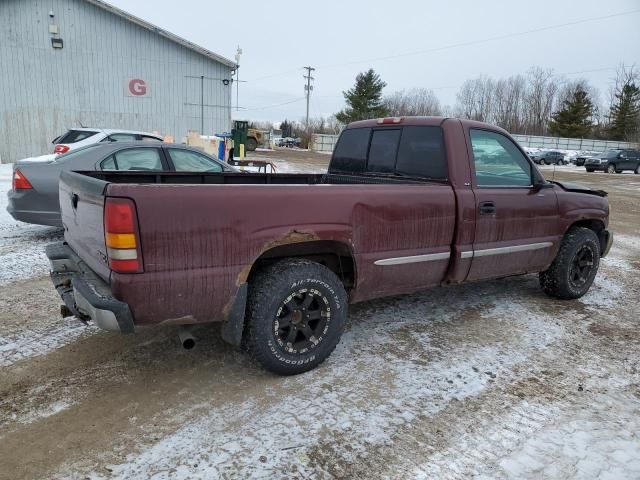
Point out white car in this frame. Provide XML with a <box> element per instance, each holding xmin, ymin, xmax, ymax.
<box><xmin>52</xmin><ymin>128</ymin><xmax>164</xmax><ymax>155</ymax></box>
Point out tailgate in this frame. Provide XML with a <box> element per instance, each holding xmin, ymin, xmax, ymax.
<box><xmin>59</xmin><ymin>170</ymin><xmax>111</xmax><ymax>282</ymax></box>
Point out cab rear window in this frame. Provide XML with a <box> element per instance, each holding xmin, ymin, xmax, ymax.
<box><xmin>330</xmin><ymin>126</ymin><xmax>447</xmax><ymax>180</ymax></box>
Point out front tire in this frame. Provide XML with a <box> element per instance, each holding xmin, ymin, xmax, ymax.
<box><xmin>586</xmin><ymin>168</ymin><xmax>594</xmax><ymax>172</ymax></box>
<box><xmin>607</xmin><ymin>164</ymin><xmax>616</xmax><ymax>174</ymax></box>
<box><xmin>539</xmin><ymin>227</ymin><xmax>600</xmax><ymax>299</ymax></box>
<box><xmin>557</xmin><ymin>159</ymin><xmax>564</xmax><ymax>166</ymax></box>
<box><xmin>635</xmin><ymin>164</ymin><xmax>640</xmax><ymax>174</ymax></box>
<box><xmin>245</xmin><ymin>258</ymin><xmax>348</xmax><ymax>375</ymax></box>
<box><xmin>539</xmin><ymin>159</ymin><xmax>546</xmax><ymax>165</ymax></box>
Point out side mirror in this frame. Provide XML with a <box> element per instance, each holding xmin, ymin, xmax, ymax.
<box><xmin>534</xmin><ymin>180</ymin><xmax>554</xmax><ymax>191</ymax></box>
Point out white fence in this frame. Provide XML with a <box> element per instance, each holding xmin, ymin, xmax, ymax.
<box><xmin>511</xmin><ymin>135</ymin><xmax>638</xmax><ymax>152</ymax></box>
<box><xmin>310</xmin><ymin>134</ymin><xmax>338</xmax><ymax>153</ymax></box>
<box><xmin>311</xmin><ymin>132</ymin><xmax>639</xmax><ymax>154</ymax></box>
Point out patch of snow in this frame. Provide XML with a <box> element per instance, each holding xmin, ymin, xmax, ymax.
<box><xmin>84</xmin><ymin>286</ymin><xmax>566</xmax><ymax>479</ymax></box>
<box><xmin>0</xmin><ymin>317</ymin><xmax>97</xmax><ymax>367</ymax></box>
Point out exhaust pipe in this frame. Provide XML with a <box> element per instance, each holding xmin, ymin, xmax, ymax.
<box><xmin>178</xmin><ymin>326</ymin><xmax>196</xmax><ymax>350</ymax></box>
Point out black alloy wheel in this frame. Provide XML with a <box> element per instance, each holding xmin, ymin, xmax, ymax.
<box><xmin>569</xmin><ymin>245</ymin><xmax>595</xmax><ymax>290</ymax></box>
<box><xmin>275</xmin><ymin>289</ymin><xmax>330</xmax><ymax>354</ymax></box>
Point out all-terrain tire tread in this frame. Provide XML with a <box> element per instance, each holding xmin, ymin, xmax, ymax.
<box><xmin>244</xmin><ymin>258</ymin><xmax>347</xmax><ymax>375</ymax></box>
<box><xmin>539</xmin><ymin>226</ymin><xmax>600</xmax><ymax>299</ymax></box>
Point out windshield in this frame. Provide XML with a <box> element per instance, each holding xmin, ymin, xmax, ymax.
<box><xmin>603</xmin><ymin>150</ymin><xmax>621</xmax><ymax>159</ymax></box>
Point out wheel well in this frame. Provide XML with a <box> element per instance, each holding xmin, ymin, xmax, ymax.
<box><xmin>567</xmin><ymin>219</ymin><xmax>607</xmax><ymax>252</ymax></box>
<box><xmin>248</xmin><ymin>240</ymin><xmax>356</xmax><ymax>290</ymax></box>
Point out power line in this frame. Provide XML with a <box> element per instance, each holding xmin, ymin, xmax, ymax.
<box><xmin>242</xmin><ymin>97</ymin><xmax>306</xmax><ymax>111</ymax></box>
<box><xmin>317</xmin><ymin>9</ymin><xmax>640</xmax><ymax>70</ymax></box>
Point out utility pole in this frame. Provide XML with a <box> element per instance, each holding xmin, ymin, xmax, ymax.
<box><xmin>303</xmin><ymin>66</ymin><xmax>315</xmax><ymax>129</ymax></box>
<box><xmin>235</xmin><ymin>46</ymin><xmax>243</xmax><ymax>111</ymax></box>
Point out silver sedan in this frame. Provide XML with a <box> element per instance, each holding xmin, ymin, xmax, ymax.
<box><xmin>7</xmin><ymin>143</ymin><xmax>235</xmax><ymax>227</ymax></box>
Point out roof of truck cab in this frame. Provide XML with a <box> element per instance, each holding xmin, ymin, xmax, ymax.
<box><xmin>345</xmin><ymin>116</ymin><xmax>511</xmax><ymax>136</ymax></box>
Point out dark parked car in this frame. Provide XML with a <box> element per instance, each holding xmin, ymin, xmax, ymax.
<box><xmin>7</xmin><ymin>143</ymin><xmax>236</xmax><ymax>226</ymax></box>
<box><xmin>530</xmin><ymin>150</ymin><xmax>566</xmax><ymax>165</ymax></box>
<box><xmin>584</xmin><ymin>149</ymin><xmax>640</xmax><ymax>174</ymax></box>
<box><xmin>47</xmin><ymin>116</ymin><xmax>612</xmax><ymax>375</ymax></box>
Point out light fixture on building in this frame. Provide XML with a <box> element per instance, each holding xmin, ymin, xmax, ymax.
<box><xmin>51</xmin><ymin>38</ymin><xmax>63</xmax><ymax>49</ymax></box>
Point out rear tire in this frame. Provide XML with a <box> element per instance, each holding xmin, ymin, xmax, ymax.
<box><xmin>539</xmin><ymin>227</ymin><xmax>600</xmax><ymax>299</ymax></box>
<box><xmin>245</xmin><ymin>258</ymin><xmax>348</xmax><ymax>375</ymax></box>
<box><xmin>635</xmin><ymin>164</ymin><xmax>640</xmax><ymax>174</ymax></box>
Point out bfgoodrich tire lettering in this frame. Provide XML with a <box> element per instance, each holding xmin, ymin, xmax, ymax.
<box><xmin>245</xmin><ymin>258</ymin><xmax>348</xmax><ymax>375</ymax></box>
<box><xmin>539</xmin><ymin>227</ymin><xmax>601</xmax><ymax>299</ymax></box>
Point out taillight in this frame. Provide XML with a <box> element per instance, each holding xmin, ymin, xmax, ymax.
<box><xmin>12</xmin><ymin>169</ymin><xmax>33</xmax><ymax>190</ymax></box>
<box><xmin>104</xmin><ymin>197</ymin><xmax>143</xmax><ymax>273</ymax></box>
<box><xmin>54</xmin><ymin>144</ymin><xmax>70</xmax><ymax>154</ymax></box>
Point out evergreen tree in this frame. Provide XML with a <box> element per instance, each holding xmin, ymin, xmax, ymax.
<box><xmin>608</xmin><ymin>83</ymin><xmax>640</xmax><ymax>141</ymax></box>
<box><xmin>548</xmin><ymin>87</ymin><xmax>594</xmax><ymax>138</ymax></box>
<box><xmin>335</xmin><ymin>69</ymin><xmax>388</xmax><ymax>124</ymax></box>
<box><xmin>280</xmin><ymin>119</ymin><xmax>292</xmax><ymax>138</ymax></box>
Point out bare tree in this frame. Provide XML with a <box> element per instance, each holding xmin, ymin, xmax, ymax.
<box><xmin>455</xmin><ymin>76</ymin><xmax>495</xmax><ymax>122</ymax></box>
<box><xmin>491</xmin><ymin>75</ymin><xmax>527</xmax><ymax>132</ymax></box>
<box><xmin>384</xmin><ymin>88</ymin><xmax>442</xmax><ymax>116</ymax></box>
<box><xmin>523</xmin><ymin>67</ymin><xmax>559</xmax><ymax>135</ymax></box>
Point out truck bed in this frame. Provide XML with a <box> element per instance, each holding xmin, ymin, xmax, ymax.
<box><xmin>58</xmin><ymin>169</ymin><xmax>457</xmax><ymax>327</ymax></box>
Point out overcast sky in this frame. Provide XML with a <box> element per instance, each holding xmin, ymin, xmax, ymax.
<box><xmin>109</xmin><ymin>0</ymin><xmax>640</xmax><ymax>123</ymax></box>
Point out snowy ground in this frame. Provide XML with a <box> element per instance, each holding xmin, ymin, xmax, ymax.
<box><xmin>0</xmin><ymin>153</ymin><xmax>639</xmax><ymax>479</ymax></box>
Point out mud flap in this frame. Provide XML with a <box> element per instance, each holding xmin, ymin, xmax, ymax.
<box><xmin>221</xmin><ymin>283</ymin><xmax>248</xmax><ymax>346</ymax></box>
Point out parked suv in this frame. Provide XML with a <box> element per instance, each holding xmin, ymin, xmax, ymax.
<box><xmin>530</xmin><ymin>150</ymin><xmax>566</xmax><ymax>165</ymax></box>
<box><xmin>584</xmin><ymin>149</ymin><xmax>640</xmax><ymax>174</ymax></box>
<box><xmin>52</xmin><ymin>128</ymin><xmax>163</xmax><ymax>155</ymax></box>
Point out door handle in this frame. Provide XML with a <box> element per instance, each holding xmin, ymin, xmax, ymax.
<box><xmin>479</xmin><ymin>201</ymin><xmax>496</xmax><ymax>215</ymax></box>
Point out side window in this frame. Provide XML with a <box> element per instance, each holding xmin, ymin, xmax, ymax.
<box><xmin>101</xmin><ymin>155</ymin><xmax>117</xmax><ymax>170</ymax></box>
<box><xmin>331</xmin><ymin>128</ymin><xmax>371</xmax><ymax>173</ymax></box>
<box><xmin>470</xmin><ymin>129</ymin><xmax>532</xmax><ymax>187</ymax></box>
<box><xmin>112</xmin><ymin>148</ymin><xmax>163</xmax><ymax>171</ymax></box>
<box><xmin>168</xmin><ymin>149</ymin><xmax>222</xmax><ymax>172</ymax></box>
<box><xmin>368</xmin><ymin>129</ymin><xmax>401</xmax><ymax>173</ymax></box>
<box><xmin>142</xmin><ymin>135</ymin><xmax>162</xmax><ymax>142</ymax></box>
<box><xmin>396</xmin><ymin>126</ymin><xmax>447</xmax><ymax>180</ymax></box>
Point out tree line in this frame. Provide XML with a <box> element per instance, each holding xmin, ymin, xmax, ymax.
<box><xmin>330</xmin><ymin>65</ymin><xmax>640</xmax><ymax>142</ymax></box>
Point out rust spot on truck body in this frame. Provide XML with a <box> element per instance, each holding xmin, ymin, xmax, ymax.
<box><xmin>236</xmin><ymin>229</ymin><xmax>321</xmax><ymax>286</ymax></box>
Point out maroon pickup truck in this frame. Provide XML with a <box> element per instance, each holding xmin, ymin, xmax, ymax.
<box><xmin>47</xmin><ymin>117</ymin><xmax>613</xmax><ymax>375</ymax></box>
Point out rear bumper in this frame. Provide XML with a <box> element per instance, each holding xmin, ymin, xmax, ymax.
<box><xmin>46</xmin><ymin>242</ymin><xmax>135</xmax><ymax>333</ymax></box>
<box><xmin>7</xmin><ymin>190</ymin><xmax>63</xmax><ymax>227</ymax></box>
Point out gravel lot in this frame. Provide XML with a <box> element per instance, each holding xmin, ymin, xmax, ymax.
<box><xmin>0</xmin><ymin>151</ymin><xmax>639</xmax><ymax>479</ymax></box>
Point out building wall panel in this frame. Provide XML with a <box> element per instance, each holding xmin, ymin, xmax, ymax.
<box><xmin>0</xmin><ymin>0</ymin><xmax>233</xmax><ymax>163</ymax></box>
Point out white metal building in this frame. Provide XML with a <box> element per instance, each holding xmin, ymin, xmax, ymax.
<box><xmin>0</xmin><ymin>0</ymin><xmax>236</xmax><ymax>163</ymax></box>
